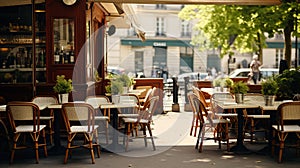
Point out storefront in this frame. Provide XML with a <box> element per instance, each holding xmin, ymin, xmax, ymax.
<box><xmin>0</xmin><ymin>0</ymin><xmax>115</xmax><ymax>102</ymax></box>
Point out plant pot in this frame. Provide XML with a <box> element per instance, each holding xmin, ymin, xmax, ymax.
<box><xmin>214</xmin><ymin>87</ymin><xmax>221</xmax><ymax>92</ymax></box>
<box><xmin>111</xmin><ymin>94</ymin><xmax>120</xmax><ymax>104</ymax></box>
<box><xmin>235</xmin><ymin>93</ymin><xmax>244</xmax><ymax>104</ymax></box>
<box><xmin>264</xmin><ymin>95</ymin><xmax>276</xmax><ymax>106</ymax></box>
<box><xmin>222</xmin><ymin>87</ymin><xmax>230</xmax><ymax>92</ymax></box>
<box><xmin>58</xmin><ymin>93</ymin><xmax>69</xmax><ymax>104</ymax></box>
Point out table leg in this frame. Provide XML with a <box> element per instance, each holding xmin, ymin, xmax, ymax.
<box><xmin>230</xmin><ymin>108</ymin><xmax>251</xmax><ymax>154</ymax></box>
<box><xmin>48</xmin><ymin>108</ymin><xmax>65</xmax><ymax>155</ymax></box>
<box><xmin>102</xmin><ymin>108</ymin><xmax>124</xmax><ymax>153</ymax></box>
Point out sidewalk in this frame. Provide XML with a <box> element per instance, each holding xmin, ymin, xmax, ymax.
<box><xmin>0</xmin><ymin>93</ymin><xmax>299</xmax><ymax>167</ymax></box>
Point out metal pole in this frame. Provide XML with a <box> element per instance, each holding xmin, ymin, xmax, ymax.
<box><xmin>295</xmin><ymin>3</ymin><xmax>298</xmax><ymax>68</ymax></box>
<box><xmin>32</xmin><ymin>0</ymin><xmax>36</xmax><ymax>97</ymax></box>
<box><xmin>171</xmin><ymin>77</ymin><xmax>179</xmax><ymax>112</ymax></box>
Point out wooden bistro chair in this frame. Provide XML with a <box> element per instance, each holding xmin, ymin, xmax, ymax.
<box><xmin>188</xmin><ymin>92</ymin><xmax>202</xmax><ymax>137</ymax></box>
<box><xmin>191</xmin><ymin>95</ymin><xmax>230</xmax><ymax>152</ymax></box>
<box><xmin>85</xmin><ymin>95</ymin><xmax>110</xmax><ymax>144</ymax></box>
<box><xmin>7</xmin><ymin>102</ymin><xmax>48</xmax><ymax>164</ymax></box>
<box><xmin>62</xmin><ymin>102</ymin><xmax>101</xmax><ymax>164</ymax></box>
<box><xmin>210</xmin><ymin>92</ymin><xmax>237</xmax><ymax>137</ymax></box>
<box><xmin>32</xmin><ymin>95</ymin><xmax>58</xmax><ymax>145</ymax></box>
<box><xmin>271</xmin><ymin>101</ymin><xmax>300</xmax><ymax>163</ymax></box>
<box><xmin>122</xmin><ymin>96</ymin><xmax>159</xmax><ymax>152</ymax></box>
<box><xmin>118</xmin><ymin>94</ymin><xmax>141</xmax><ymax>117</ymax></box>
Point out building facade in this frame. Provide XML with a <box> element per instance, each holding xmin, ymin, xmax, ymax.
<box><xmin>107</xmin><ymin>4</ymin><xmax>299</xmax><ymax>79</ymax></box>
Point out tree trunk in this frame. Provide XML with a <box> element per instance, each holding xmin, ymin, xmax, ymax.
<box><xmin>257</xmin><ymin>32</ymin><xmax>264</xmax><ymax>64</ymax></box>
<box><xmin>284</xmin><ymin>18</ymin><xmax>293</xmax><ymax>68</ymax></box>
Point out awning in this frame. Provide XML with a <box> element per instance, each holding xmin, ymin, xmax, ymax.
<box><xmin>97</xmin><ymin>0</ymin><xmax>281</xmax><ymax>5</ymax></box>
<box><xmin>121</xmin><ymin>38</ymin><xmax>192</xmax><ymax>47</ymax></box>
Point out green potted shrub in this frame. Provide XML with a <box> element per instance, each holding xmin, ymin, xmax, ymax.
<box><xmin>213</xmin><ymin>78</ymin><xmax>222</xmax><ymax>92</ymax></box>
<box><xmin>53</xmin><ymin>75</ymin><xmax>73</xmax><ymax>104</ymax></box>
<box><xmin>231</xmin><ymin>81</ymin><xmax>249</xmax><ymax>103</ymax></box>
<box><xmin>221</xmin><ymin>78</ymin><xmax>234</xmax><ymax>92</ymax></box>
<box><xmin>275</xmin><ymin>68</ymin><xmax>300</xmax><ymax>100</ymax></box>
<box><xmin>261</xmin><ymin>77</ymin><xmax>278</xmax><ymax>106</ymax></box>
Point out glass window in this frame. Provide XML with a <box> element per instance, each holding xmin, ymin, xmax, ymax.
<box><xmin>53</xmin><ymin>18</ymin><xmax>75</xmax><ymax>64</ymax></box>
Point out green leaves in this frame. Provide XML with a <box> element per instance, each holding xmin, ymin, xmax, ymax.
<box><xmin>53</xmin><ymin>75</ymin><xmax>73</xmax><ymax>94</ymax></box>
<box><xmin>261</xmin><ymin>77</ymin><xmax>278</xmax><ymax>95</ymax></box>
<box><xmin>231</xmin><ymin>81</ymin><xmax>249</xmax><ymax>94</ymax></box>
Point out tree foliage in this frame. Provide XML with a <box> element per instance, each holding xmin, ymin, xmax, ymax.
<box><xmin>178</xmin><ymin>2</ymin><xmax>300</xmax><ymax>67</ymax></box>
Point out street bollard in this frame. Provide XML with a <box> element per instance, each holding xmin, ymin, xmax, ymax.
<box><xmin>171</xmin><ymin>77</ymin><xmax>180</xmax><ymax>112</ymax></box>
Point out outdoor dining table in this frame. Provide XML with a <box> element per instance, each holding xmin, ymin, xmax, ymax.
<box><xmin>216</xmin><ymin>99</ymin><xmax>259</xmax><ymax>154</ymax></box>
<box><xmin>100</xmin><ymin>103</ymin><xmax>137</xmax><ymax>153</ymax></box>
<box><xmin>217</xmin><ymin>95</ymin><xmax>287</xmax><ymax>154</ymax></box>
<box><xmin>47</xmin><ymin>104</ymin><xmax>65</xmax><ymax>154</ymax></box>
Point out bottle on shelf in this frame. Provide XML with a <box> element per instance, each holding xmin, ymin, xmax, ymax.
<box><xmin>28</xmin><ymin>49</ymin><xmax>32</xmax><ymax>68</ymax></box>
<box><xmin>24</xmin><ymin>49</ymin><xmax>28</xmax><ymax>68</ymax></box>
<box><xmin>54</xmin><ymin>47</ymin><xmax>60</xmax><ymax>64</ymax></box>
<box><xmin>7</xmin><ymin>52</ymin><xmax>15</xmax><ymax>68</ymax></box>
<box><xmin>16</xmin><ymin>49</ymin><xmax>21</xmax><ymax>68</ymax></box>
<box><xmin>70</xmin><ymin>46</ymin><xmax>75</xmax><ymax>64</ymax></box>
<box><xmin>64</xmin><ymin>50</ymin><xmax>69</xmax><ymax>64</ymax></box>
<box><xmin>39</xmin><ymin>48</ymin><xmax>45</xmax><ymax>68</ymax></box>
<box><xmin>59</xmin><ymin>46</ymin><xmax>64</xmax><ymax>64</ymax></box>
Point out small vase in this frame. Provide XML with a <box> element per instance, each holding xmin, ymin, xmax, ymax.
<box><xmin>264</xmin><ymin>95</ymin><xmax>276</xmax><ymax>106</ymax></box>
<box><xmin>58</xmin><ymin>93</ymin><xmax>69</xmax><ymax>104</ymax></box>
<box><xmin>111</xmin><ymin>94</ymin><xmax>120</xmax><ymax>104</ymax></box>
<box><xmin>235</xmin><ymin>93</ymin><xmax>244</xmax><ymax>104</ymax></box>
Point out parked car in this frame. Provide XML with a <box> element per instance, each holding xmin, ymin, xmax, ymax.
<box><xmin>228</xmin><ymin>68</ymin><xmax>279</xmax><ymax>82</ymax></box>
<box><xmin>176</xmin><ymin>72</ymin><xmax>208</xmax><ymax>88</ymax></box>
<box><xmin>107</xmin><ymin>66</ymin><xmax>125</xmax><ymax>75</ymax></box>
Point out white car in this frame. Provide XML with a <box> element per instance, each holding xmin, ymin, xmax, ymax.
<box><xmin>229</xmin><ymin>68</ymin><xmax>279</xmax><ymax>80</ymax></box>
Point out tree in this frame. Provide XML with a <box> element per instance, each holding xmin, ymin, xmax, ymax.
<box><xmin>179</xmin><ymin>1</ymin><xmax>300</xmax><ymax>67</ymax></box>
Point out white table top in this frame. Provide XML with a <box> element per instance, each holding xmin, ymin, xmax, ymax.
<box><xmin>0</xmin><ymin>105</ymin><xmax>6</xmax><ymax>112</ymax></box>
<box><xmin>100</xmin><ymin>103</ymin><xmax>137</xmax><ymax>109</ymax></box>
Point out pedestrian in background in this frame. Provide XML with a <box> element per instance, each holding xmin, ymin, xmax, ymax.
<box><xmin>250</xmin><ymin>55</ymin><xmax>261</xmax><ymax>84</ymax></box>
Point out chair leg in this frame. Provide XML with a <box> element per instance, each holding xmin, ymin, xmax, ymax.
<box><xmin>33</xmin><ymin>133</ymin><xmax>39</xmax><ymax>164</ymax></box>
<box><xmin>194</xmin><ymin>117</ymin><xmax>198</xmax><ymax>137</ymax></box>
<box><xmin>125</xmin><ymin>123</ymin><xmax>132</xmax><ymax>151</ymax></box>
<box><xmin>88</xmin><ymin>139</ymin><xmax>95</xmax><ymax>164</ymax></box>
<box><xmin>105</xmin><ymin>121</ymin><xmax>109</xmax><ymax>144</ymax></box>
<box><xmin>9</xmin><ymin>133</ymin><xmax>20</xmax><ymax>164</ymax></box>
<box><xmin>225</xmin><ymin>123</ymin><xmax>229</xmax><ymax>151</ymax></box>
<box><xmin>195</xmin><ymin>124</ymin><xmax>203</xmax><ymax>149</ymax></box>
<box><xmin>199</xmin><ymin>126</ymin><xmax>205</xmax><ymax>153</ymax></box>
<box><xmin>190</xmin><ymin>117</ymin><xmax>194</xmax><ymax>136</ymax></box>
<box><xmin>141</xmin><ymin>124</ymin><xmax>147</xmax><ymax>147</ymax></box>
<box><xmin>94</xmin><ymin>130</ymin><xmax>101</xmax><ymax>158</ymax></box>
<box><xmin>147</xmin><ymin>124</ymin><xmax>156</xmax><ymax>151</ymax></box>
<box><xmin>64</xmin><ymin>135</ymin><xmax>72</xmax><ymax>164</ymax></box>
<box><xmin>278</xmin><ymin>133</ymin><xmax>285</xmax><ymax>163</ymax></box>
<box><xmin>42</xmin><ymin>129</ymin><xmax>48</xmax><ymax>157</ymax></box>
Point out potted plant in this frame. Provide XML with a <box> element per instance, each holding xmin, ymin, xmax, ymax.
<box><xmin>231</xmin><ymin>81</ymin><xmax>249</xmax><ymax>103</ymax></box>
<box><xmin>221</xmin><ymin>78</ymin><xmax>234</xmax><ymax>92</ymax></box>
<box><xmin>261</xmin><ymin>77</ymin><xmax>278</xmax><ymax>106</ymax></box>
<box><xmin>275</xmin><ymin>67</ymin><xmax>300</xmax><ymax>100</ymax></box>
<box><xmin>115</xmin><ymin>74</ymin><xmax>133</xmax><ymax>93</ymax></box>
<box><xmin>105</xmin><ymin>79</ymin><xmax>124</xmax><ymax>104</ymax></box>
<box><xmin>213</xmin><ymin>78</ymin><xmax>222</xmax><ymax>92</ymax></box>
<box><xmin>53</xmin><ymin>75</ymin><xmax>73</xmax><ymax>104</ymax></box>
